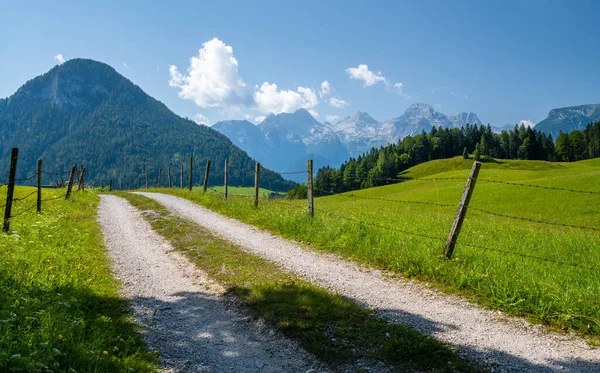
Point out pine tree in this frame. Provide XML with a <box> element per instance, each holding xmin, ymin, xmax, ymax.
<box><xmin>462</xmin><ymin>147</ymin><xmax>469</xmax><ymax>159</ymax></box>
<box><xmin>473</xmin><ymin>142</ymin><xmax>481</xmax><ymax>161</ymax></box>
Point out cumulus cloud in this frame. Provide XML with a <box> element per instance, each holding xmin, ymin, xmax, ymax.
<box><xmin>169</xmin><ymin>38</ymin><xmax>250</xmax><ymax>108</ymax></box>
<box><xmin>54</xmin><ymin>54</ymin><xmax>65</xmax><ymax>64</ymax></box>
<box><xmin>328</xmin><ymin>97</ymin><xmax>349</xmax><ymax>108</ymax></box>
<box><xmin>346</xmin><ymin>64</ymin><xmax>387</xmax><ymax>87</ymax></box>
<box><xmin>254</xmin><ymin>82</ymin><xmax>318</xmax><ymax>114</ymax></box>
<box><xmin>325</xmin><ymin>114</ymin><xmax>340</xmax><ymax>123</ymax></box>
<box><xmin>254</xmin><ymin>115</ymin><xmax>266</xmax><ymax>123</ymax></box>
<box><xmin>519</xmin><ymin>119</ymin><xmax>536</xmax><ymax>128</ymax></box>
<box><xmin>320</xmin><ymin>81</ymin><xmax>331</xmax><ymax>98</ymax></box>
<box><xmin>193</xmin><ymin>113</ymin><xmax>211</xmax><ymax>126</ymax></box>
<box><xmin>308</xmin><ymin>109</ymin><xmax>319</xmax><ymax>118</ymax></box>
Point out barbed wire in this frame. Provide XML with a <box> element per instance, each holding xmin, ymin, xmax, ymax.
<box><xmin>319</xmin><ymin>207</ymin><xmax>447</xmax><ymax>243</ymax></box>
<box><xmin>469</xmin><ymin>207</ymin><xmax>600</xmax><ymax>232</ymax></box>
<box><xmin>318</xmin><ymin>191</ymin><xmax>456</xmax><ymax>208</ymax></box>
<box><xmin>458</xmin><ymin>242</ymin><xmax>600</xmax><ymax>272</ymax></box>
<box><xmin>477</xmin><ymin>179</ymin><xmax>600</xmax><ymax>195</ymax></box>
<box><xmin>10</xmin><ymin>203</ymin><xmax>38</xmax><ymax>218</ymax></box>
<box><xmin>272</xmin><ymin>170</ymin><xmax>308</xmax><ymax>175</ymax></box>
<box><xmin>14</xmin><ymin>174</ymin><xmax>36</xmax><ymax>182</ymax></box>
<box><xmin>12</xmin><ymin>191</ymin><xmax>37</xmax><ymax>202</ymax></box>
<box><xmin>41</xmin><ymin>170</ymin><xmax>71</xmax><ymax>176</ymax></box>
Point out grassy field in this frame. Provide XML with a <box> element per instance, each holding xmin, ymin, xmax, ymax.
<box><xmin>0</xmin><ymin>187</ymin><xmax>157</xmax><ymax>372</ymax></box>
<box><xmin>199</xmin><ymin>185</ymin><xmax>280</xmax><ymax>198</ymax></box>
<box><xmin>146</xmin><ymin>156</ymin><xmax>600</xmax><ymax>339</ymax></box>
<box><xmin>117</xmin><ymin>191</ymin><xmax>479</xmax><ymax>372</ymax></box>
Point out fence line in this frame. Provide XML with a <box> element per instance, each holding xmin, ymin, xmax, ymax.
<box><xmin>1</xmin><ymin>148</ymin><xmax>87</xmax><ymax>232</ymax></box>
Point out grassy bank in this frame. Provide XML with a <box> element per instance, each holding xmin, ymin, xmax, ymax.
<box><xmin>117</xmin><ymin>192</ymin><xmax>479</xmax><ymax>372</ymax></box>
<box><xmin>0</xmin><ymin>187</ymin><xmax>156</xmax><ymax>372</ymax></box>
<box><xmin>142</xmin><ymin>156</ymin><xmax>600</xmax><ymax>339</ymax></box>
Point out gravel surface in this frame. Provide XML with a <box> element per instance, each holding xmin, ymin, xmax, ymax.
<box><xmin>98</xmin><ymin>195</ymin><xmax>326</xmax><ymax>373</ymax></box>
<box><xmin>138</xmin><ymin>192</ymin><xmax>600</xmax><ymax>372</ymax></box>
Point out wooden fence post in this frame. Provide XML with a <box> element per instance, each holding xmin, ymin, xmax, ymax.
<box><xmin>168</xmin><ymin>167</ymin><xmax>172</xmax><ymax>188</ymax></box>
<box><xmin>307</xmin><ymin>159</ymin><xmax>314</xmax><ymax>217</ymax></box>
<box><xmin>3</xmin><ymin>148</ymin><xmax>19</xmax><ymax>232</ymax></box>
<box><xmin>37</xmin><ymin>159</ymin><xmax>42</xmax><ymax>213</ymax></box>
<box><xmin>65</xmin><ymin>165</ymin><xmax>77</xmax><ymax>200</ymax></box>
<box><xmin>444</xmin><ymin>161</ymin><xmax>482</xmax><ymax>259</ymax></box>
<box><xmin>78</xmin><ymin>166</ymin><xmax>86</xmax><ymax>191</ymax></box>
<box><xmin>189</xmin><ymin>156</ymin><xmax>193</xmax><ymax>191</ymax></box>
<box><xmin>203</xmin><ymin>160</ymin><xmax>211</xmax><ymax>193</ymax></box>
<box><xmin>254</xmin><ymin>162</ymin><xmax>260</xmax><ymax>208</ymax></box>
<box><xmin>224</xmin><ymin>158</ymin><xmax>228</xmax><ymax>199</ymax></box>
<box><xmin>180</xmin><ymin>164</ymin><xmax>184</xmax><ymax>189</ymax></box>
<box><xmin>158</xmin><ymin>168</ymin><xmax>162</xmax><ymax>188</ymax></box>
<box><xmin>109</xmin><ymin>179</ymin><xmax>112</xmax><ymax>192</ymax></box>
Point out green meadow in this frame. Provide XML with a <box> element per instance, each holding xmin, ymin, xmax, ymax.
<box><xmin>152</xmin><ymin>156</ymin><xmax>600</xmax><ymax>338</ymax></box>
<box><xmin>0</xmin><ymin>187</ymin><xmax>156</xmax><ymax>372</ymax></box>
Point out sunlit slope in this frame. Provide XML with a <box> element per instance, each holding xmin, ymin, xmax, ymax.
<box><xmin>313</xmin><ymin>157</ymin><xmax>600</xmax><ymax>332</ymax></box>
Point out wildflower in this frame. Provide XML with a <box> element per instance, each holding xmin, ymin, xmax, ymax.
<box><xmin>58</xmin><ymin>334</ymin><xmax>64</xmax><ymax>341</ymax></box>
<box><xmin>103</xmin><ymin>351</ymin><xmax>109</xmax><ymax>356</ymax></box>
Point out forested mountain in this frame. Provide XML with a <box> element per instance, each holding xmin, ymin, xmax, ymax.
<box><xmin>0</xmin><ymin>59</ymin><xmax>294</xmax><ymax>191</ymax></box>
<box><xmin>535</xmin><ymin>104</ymin><xmax>600</xmax><ymax>139</ymax></box>
<box><xmin>314</xmin><ymin>121</ymin><xmax>600</xmax><ymax>195</ymax></box>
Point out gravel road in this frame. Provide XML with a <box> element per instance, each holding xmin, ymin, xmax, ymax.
<box><xmin>98</xmin><ymin>195</ymin><xmax>326</xmax><ymax>373</ymax></box>
<box><xmin>137</xmin><ymin>192</ymin><xmax>600</xmax><ymax>372</ymax></box>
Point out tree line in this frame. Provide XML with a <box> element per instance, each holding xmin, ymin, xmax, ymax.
<box><xmin>311</xmin><ymin>120</ymin><xmax>600</xmax><ymax>195</ymax></box>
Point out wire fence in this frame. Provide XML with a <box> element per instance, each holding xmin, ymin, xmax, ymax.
<box><xmin>203</xmin><ymin>160</ymin><xmax>600</xmax><ymax>273</ymax></box>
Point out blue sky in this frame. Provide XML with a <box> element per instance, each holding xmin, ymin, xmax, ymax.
<box><xmin>1</xmin><ymin>0</ymin><xmax>599</xmax><ymax>127</ymax></box>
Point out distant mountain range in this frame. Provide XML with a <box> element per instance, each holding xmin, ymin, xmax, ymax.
<box><xmin>214</xmin><ymin>103</ymin><xmax>484</xmax><ymax>173</ymax></box>
<box><xmin>214</xmin><ymin>102</ymin><xmax>600</xmax><ymax>174</ymax></box>
<box><xmin>0</xmin><ymin>59</ymin><xmax>294</xmax><ymax>191</ymax></box>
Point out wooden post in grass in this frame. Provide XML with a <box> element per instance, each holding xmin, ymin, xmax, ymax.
<box><xmin>254</xmin><ymin>162</ymin><xmax>260</xmax><ymax>208</ymax></box>
<box><xmin>78</xmin><ymin>166</ymin><xmax>86</xmax><ymax>191</ymax></box>
<box><xmin>36</xmin><ymin>159</ymin><xmax>42</xmax><ymax>213</ymax></box>
<box><xmin>444</xmin><ymin>161</ymin><xmax>482</xmax><ymax>259</ymax></box>
<box><xmin>109</xmin><ymin>179</ymin><xmax>112</xmax><ymax>192</ymax></box>
<box><xmin>3</xmin><ymin>148</ymin><xmax>19</xmax><ymax>232</ymax></box>
<box><xmin>145</xmin><ymin>169</ymin><xmax>149</xmax><ymax>188</ymax></box>
<box><xmin>180</xmin><ymin>164</ymin><xmax>184</xmax><ymax>189</ymax></box>
<box><xmin>189</xmin><ymin>156</ymin><xmax>193</xmax><ymax>191</ymax></box>
<box><xmin>65</xmin><ymin>165</ymin><xmax>77</xmax><ymax>200</ymax></box>
<box><xmin>203</xmin><ymin>160</ymin><xmax>211</xmax><ymax>193</ymax></box>
<box><xmin>307</xmin><ymin>159</ymin><xmax>314</xmax><ymax>217</ymax></box>
<box><xmin>158</xmin><ymin>168</ymin><xmax>162</xmax><ymax>188</ymax></box>
<box><xmin>224</xmin><ymin>158</ymin><xmax>228</xmax><ymax>199</ymax></box>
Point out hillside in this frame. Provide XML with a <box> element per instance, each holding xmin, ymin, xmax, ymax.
<box><xmin>0</xmin><ymin>59</ymin><xmax>294</xmax><ymax>191</ymax></box>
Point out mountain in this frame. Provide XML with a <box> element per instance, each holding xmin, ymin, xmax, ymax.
<box><xmin>535</xmin><ymin>104</ymin><xmax>600</xmax><ymax>139</ymax></box>
<box><xmin>0</xmin><ymin>59</ymin><xmax>294</xmax><ymax>191</ymax></box>
<box><xmin>383</xmin><ymin>103</ymin><xmax>483</xmax><ymax>141</ymax></box>
<box><xmin>332</xmin><ymin>111</ymin><xmax>391</xmax><ymax>158</ymax></box>
<box><xmin>213</xmin><ymin>109</ymin><xmax>349</xmax><ymax>173</ymax></box>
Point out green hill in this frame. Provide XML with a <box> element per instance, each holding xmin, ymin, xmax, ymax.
<box><xmin>0</xmin><ymin>59</ymin><xmax>295</xmax><ymax>191</ymax></box>
<box><xmin>160</xmin><ymin>156</ymin><xmax>600</xmax><ymax>337</ymax></box>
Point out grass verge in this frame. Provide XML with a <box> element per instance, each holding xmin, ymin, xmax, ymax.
<box><xmin>0</xmin><ymin>187</ymin><xmax>157</xmax><ymax>372</ymax></box>
<box><xmin>117</xmin><ymin>191</ymin><xmax>482</xmax><ymax>372</ymax></box>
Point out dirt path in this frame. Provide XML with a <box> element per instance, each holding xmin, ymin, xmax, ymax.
<box><xmin>98</xmin><ymin>195</ymin><xmax>325</xmax><ymax>373</ymax></box>
<box><xmin>137</xmin><ymin>192</ymin><xmax>600</xmax><ymax>372</ymax></box>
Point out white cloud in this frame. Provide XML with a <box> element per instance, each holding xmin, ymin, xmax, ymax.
<box><xmin>346</xmin><ymin>64</ymin><xmax>387</xmax><ymax>87</ymax></box>
<box><xmin>169</xmin><ymin>38</ymin><xmax>250</xmax><ymax>108</ymax></box>
<box><xmin>464</xmin><ymin>95</ymin><xmax>469</xmax><ymax>99</ymax></box>
<box><xmin>328</xmin><ymin>97</ymin><xmax>349</xmax><ymax>108</ymax></box>
<box><xmin>193</xmin><ymin>113</ymin><xmax>211</xmax><ymax>126</ymax></box>
<box><xmin>254</xmin><ymin>115</ymin><xmax>266</xmax><ymax>123</ymax></box>
<box><xmin>253</xmin><ymin>82</ymin><xmax>318</xmax><ymax>114</ymax></box>
<box><xmin>54</xmin><ymin>54</ymin><xmax>65</xmax><ymax>64</ymax></box>
<box><xmin>308</xmin><ymin>109</ymin><xmax>319</xmax><ymax>118</ymax></box>
<box><xmin>430</xmin><ymin>86</ymin><xmax>445</xmax><ymax>93</ymax></box>
<box><xmin>325</xmin><ymin>114</ymin><xmax>340</xmax><ymax>123</ymax></box>
<box><xmin>123</xmin><ymin>62</ymin><xmax>132</xmax><ymax>70</ymax></box>
<box><xmin>393</xmin><ymin>82</ymin><xmax>403</xmax><ymax>89</ymax></box>
<box><xmin>519</xmin><ymin>119</ymin><xmax>535</xmax><ymax>128</ymax></box>
<box><xmin>449</xmin><ymin>91</ymin><xmax>456</xmax><ymax>97</ymax></box>
<box><xmin>319</xmin><ymin>80</ymin><xmax>331</xmax><ymax>98</ymax></box>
